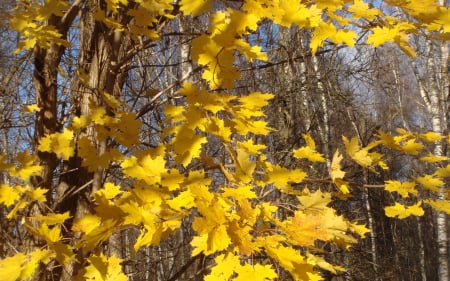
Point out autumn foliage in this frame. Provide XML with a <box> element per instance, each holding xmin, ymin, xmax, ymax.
<box><xmin>1</xmin><ymin>0</ymin><xmax>449</xmax><ymax>280</ymax></box>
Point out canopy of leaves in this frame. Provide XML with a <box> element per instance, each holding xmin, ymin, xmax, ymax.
<box><xmin>1</xmin><ymin>0</ymin><xmax>449</xmax><ymax>281</ymax></box>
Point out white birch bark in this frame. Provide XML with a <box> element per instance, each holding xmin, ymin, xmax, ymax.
<box><xmin>412</xmin><ymin>3</ymin><xmax>449</xmax><ymax>276</ymax></box>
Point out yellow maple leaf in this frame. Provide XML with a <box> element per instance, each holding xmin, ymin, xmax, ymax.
<box><xmin>297</xmin><ymin>190</ymin><xmax>331</xmax><ymax>214</ymax></box>
<box><xmin>222</xmin><ymin>185</ymin><xmax>257</xmax><ymax>201</ymax></box>
<box><xmin>424</xmin><ymin>199</ymin><xmax>450</xmax><ymax>215</ymax></box>
<box><xmin>400</xmin><ymin>138</ymin><xmax>424</xmax><ymax>155</ymax></box>
<box><xmin>234</xmin><ymin>263</ymin><xmax>277</xmax><ymax>281</ymax></box>
<box><xmin>293</xmin><ymin>134</ymin><xmax>326</xmax><ymax>162</ymax></box>
<box><xmin>121</xmin><ymin>152</ymin><xmax>166</xmax><ymax>184</ymax></box>
<box><xmin>38</xmin><ymin>128</ymin><xmax>75</xmax><ymax>160</ymax></box>
<box><xmin>420</xmin><ymin>153</ymin><xmax>449</xmax><ymax>163</ymax></box>
<box><xmin>84</xmin><ymin>253</ymin><xmax>127</xmax><ymax>281</ymax></box>
<box><xmin>166</xmin><ymin>189</ymin><xmax>195</xmax><ymax>211</ymax></box>
<box><xmin>329</xmin><ymin>150</ymin><xmax>350</xmax><ymax>194</ymax></box>
<box><xmin>191</xmin><ymin>224</ymin><xmax>231</xmax><ymax>255</ymax></box>
<box><xmin>0</xmin><ymin>184</ymin><xmax>22</xmax><ymax>207</ymax></box>
<box><xmin>311</xmin><ymin>21</ymin><xmax>356</xmax><ymax>54</ymax></box>
<box><xmin>111</xmin><ymin>112</ymin><xmax>141</xmax><ymax>147</ymax></box>
<box><xmin>76</xmin><ymin>219</ymin><xmax>118</xmax><ymax>251</ymax></box>
<box><xmin>348</xmin><ymin>0</ymin><xmax>380</xmax><ymax>21</ymax></box>
<box><xmin>236</xmin><ymin>146</ymin><xmax>257</xmax><ymax>183</ymax></box>
<box><xmin>7</xmin><ymin>200</ymin><xmax>29</xmax><ymax>219</ymax></box>
<box><xmin>71</xmin><ymin>115</ymin><xmax>90</xmax><ymax>131</ymax></box>
<box><xmin>10</xmin><ymin>150</ymin><xmax>41</xmax><ymax>180</ymax></box>
<box><xmin>180</xmin><ymin>0</ymin><xmax>213</xmax><ymax>16</ymax></box>
<box><xmin>385</xmin><ymin>202</ymin><xmax>424</xmax><ymax>219</ymax></box>
<box><xmin>174</xmin><ymin>131</ymin><xmax>207</xmax><ymax>166</ymax></box>
<box><xmin>204</xmin><ymin>253</ymin><xmax>241</xmax><ymax>281</ymax></box>
<box><xmin>0</xmin><ymin>253</ymin><xmax>27</xmax><ymax>281</ymax></box>
<box><xmin>277</xmin><ymin>1</ymin><xmax>322</xmax><ymax>28</ymax></box>
<box><xmin>20</xmin><ymin>249</ymin><xmax>54</xmax><ymax>281</ymax></box>
<box><xmin>23</xmin><ymin>104</ymin><xmax>41</xmax><ymax>113</ymax></box>
<box><xmin>265</xmin><ymin>244</ymin><xmax>319</xmax><ymax>281</ymax></box>
<box><xmin>348</xmin><ymin>221</ymin><xmax>370</xmax><ymax>238</ymax></box>
<box><xmin>266</xmin><ymin>165</ymin><xmax>307</xmax><ymax>191</ymax></box>
<box><xmin>161</xmin><ymin>169</ymin><xmax>185</xmax><ymax>191</ymax></box>
<box><xmin>384</xmin><ymin>180</ymin><xmax>417</xmax><ymax>198</ymax></box>
<box><xmin>26</xmin><ymin>187</ymin><xmax>48</xmax><ymax>202</ymax></box>
<box><xmin>366</xmin><ymin>22</ymin><xmax>416</xmax><ymax>57</ymax></box>
<box><xmin>72</xmin><ymin>214</ymin><xmax>101</xmax><ymax>234</ymax></box>
<box><xmin>435</xmin><ymin>164</ymin><xmax>450</xmax><ymax>177</ymax></box>
<box><xmin>419</xmin><ymin>131</ymin><xmax>445</xmax><ymax>142</ymax></box>
<box><xmin>416</xmin><ymin>175</ymin><xmax>444</xmax><ymax>192</ymax></box>
<box><xmin>31</xmin><ymin>211</ymin><xmax>71</xmax><ymax>225</ymax></box>
<box><xmin>306</xmin><ymin>252</ymin><xmax>345</xmax><ymax>274</ymax></box>
<box><xmin>343</xmin><ymin>136</ymin><xmax>374</xmax><ymax>170</ymax></box>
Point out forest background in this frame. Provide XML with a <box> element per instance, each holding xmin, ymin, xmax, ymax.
<box><xmin>0</xmin><ymin>0</ymin><xmax>449</xmax><ymax>280</ymax></box>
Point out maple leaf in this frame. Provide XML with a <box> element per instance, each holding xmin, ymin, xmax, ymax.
<box><xmin>166</xmin><ymin>189</ymin><xmax>195</xmax><ymax>211</ymax></box>
<box><xmin>342</xmin><ymin>136</ymin><xmax>385</xmax><ymax>171</ymax></box>
<box><xmin>329</xmin><ymin>150</ymin><xmax>350</xmax><ymax>194</ymax></box>
<box><xmin>111</xmin><ymin>112</ymin><xmax>141</xmax><ymax>147</ymax></box>
<box><xmin>0</xmin><ymin>253</ymin><xmax>27</xmax><ymax>281</ymax></box>
<box><xmin>38</xmin><ymin>128</ymin><xmax>75</xmax><ymax>160</ymax></box>
<box><xmin>83</xmin><ymin>253</ymin><xmax>127</xmax><ymax>281</ymax></box>
<box><xmin>235</xmin><ymin>146</ymin><xmax>257</xmax><ymax>183</ymax></box>
<box><xmin>419</xmin><ymin>131</ymin><xmax>445</xmax><ymax>142</ymax></box>
<box><xmin>311</xmin><ymin>21</ymin><xmax>356</xmax><ymax>54</ymax></box>
<box><xmin>76</xmin><ymin>219</ymin><xmax>118</xmax><ymax>251</ymax></box>
<box><xmin>121</xmin><ymin>151</ymin><xmax>166</xmax><ymax>184</ymax></box>
<box><xmin>161</xmin><ymin>169</ymin><xmax>185</xmax><ymax>191</ymax></box>
<box><xmin>420</xmin><ymin>153</ymin><xmax>449</xmax><ymax>163</ymax></box>
<box><xmin>306</xmin><ymin>252</ymin><xmax>345</xmax><ymax>274</ymax></box>
<box><xmin>348</xmin><ymin>0</ymin><xmax>380</xmax><ymax>21</ymax></box>
<box><xmin>266</xmin><ymin>165</ymin><xmax>307</xmax><ymax>191</ymax></box>
<box><xmin>416</xmin><ymin>175</ymin><xmax>444</xmax><ymax>192</ymax></box>
<box><xmin>77</xmin><ymin>137</ymin><xmax>123</xmax><ymax>171</ymax></box>
<box><xmin>385</xmin><ymin>202</ymin><xmax>424</xmax><ymax>219</ymax></box>
<box><xmin>52</xmin><ymin>241</ymin><xmax>75</xmax><ymax>265</ymax></box>
<box><xmin>234</xmin><ymin>263</ymin><xmax>277</xmax><ymax>281</ymax></box>
<box><xmin>238</xmin><ymin>92</ymin><xmax>273</xmax><ymax>115</ymax></box>
<box><xmin>26</xmin><ymin>187</ymin><xmax>48</xmax><ymax>202</ymax></box>
<box><xmin>174</xmin><ymin>131</ymin><xmax>207</xmax><ymax>166</ymax></box>
<box><xmin>265</xmin><ymin>245</ymin><xmax>320</xmax><ymax>281</ymax></box>
<box><xmin>348</xmin><ymin>221</ymin><xmax>370</xmax><ymax>238</ymax></box>
<box><xmin>204</xmin><ymin>253</ymin><xmax>241</xmax><ymax>281</ymax></box>
<box><xmin>297</xmin><ymin>189</ymin><xmax>331</xmax><ymax>214</ymax></box>
<box><xmin>10</xmin><ymin>150</ymin><xmax>41</xmax><ymax>180</ymax></box>
<box><xmin>424</xmin><ymin>199</ymin><xmax>450</xmax><ymax>215</ymax></box>
<box><xmin>180</xmin><ymin>0</ymin><xmax>213</xmax><ymax>16</ymax></box>
<box><xmin>435</xmin><ymin>164</ymin><xmax>450</xmax><ymax>177</ymax></box>
<box><xmin>19</xmin><ymin>249</ymin><xmax>54</xmax><ymax>280</ymax></box>
<box><xmin>72</xmin><ymin>214</ymin><xmax>101</xmax><ymax>234</ymax></box>
<box><xmin>7</xmin><ymin>201</ymin><xmax>29</xmax><ymax>219</ymax></box>
<box><xmin>191</xmin><ymin>224</ymin><xmax>231</xmax><ymax>255</ymax></box>
<box><xmin>0</xmin><ymin>184</ymin><xmax>22</xmax><ymax>207</ymax></box>
<box><xmin>400</xmin><ymin>138</ymin><xmax>424</xmax><ymax>155</ymax></box>
<box><xmin>222</xmin><ymin>185</ymin><xmax>257</xmax><ymax>201</ymax></box>
<box><xmin>293</xmin><ymin>134</ymin><xmax>326</xmax><ymax>163</ymax></box>
<box><xmin>71</xmin><ymin>115</ymin><xmax>90</xmax><ymax>131</ymax></box>
<box><xmin>277</xmin><ymin>1</ymin><xmax>322</xmax><ymax>28</ymax></box>
<box><xmin>31</xmin><ymin>212</ymin><xmax>71</xmax><ymax>225</ymax></box>
<box><xmin>384</xmin><ymin>180</ymin><xmax>417</xmax><ymax>198</ymax></box>
<box><xmin>23</xmin><ymin>104</ymin><xmax>41</xmax><ymax>113</ymax></box>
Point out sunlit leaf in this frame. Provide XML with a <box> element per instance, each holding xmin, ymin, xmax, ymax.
<box><xmin>385</xmin><ymin>202</ymin><xmax>424</xmax><ymax>219</ymax></box>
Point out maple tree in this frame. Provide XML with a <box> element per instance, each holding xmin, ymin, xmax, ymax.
<box><xmin>0</xmin><ymin>0</ymin><xmax>449</xmax><ymax>281</ymax></box>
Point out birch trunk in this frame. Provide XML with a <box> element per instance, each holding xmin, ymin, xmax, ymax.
<box><xmin>412</xmin><ymin>7</ymin><xmax>449</xmax><ymax>277</ymax></box>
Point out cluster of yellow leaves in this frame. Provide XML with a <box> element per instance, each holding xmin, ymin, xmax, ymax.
<box><xmin>351</xmin><ymin>129</ymin><xmax>450</xmax><ymax>218</ymax></box>
<box><xmin>10</xmin><ymin>0</ymin><xmax>70</xmax><ymax>53</ymax></box>
<box><xmin>4</xmin><ymin>1</ymin><xmax>450</xmax><ymax>281</ymax></box>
